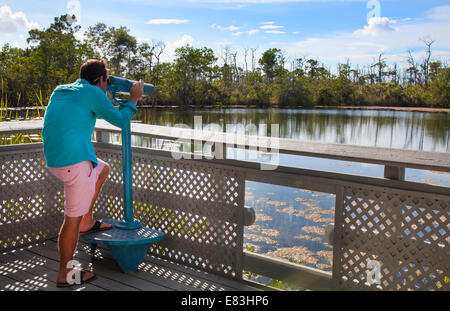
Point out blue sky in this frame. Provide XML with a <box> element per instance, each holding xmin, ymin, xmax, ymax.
<box><xmin>1</xmin><ymin>0</ymin><xmax>449</xmax><ymax>70</ymax></box>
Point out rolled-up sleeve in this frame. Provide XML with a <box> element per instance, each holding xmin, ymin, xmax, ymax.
<box><xmin>90</xmin><ymin>88</ymin><xmax>138</xmax><ymax>129</ymax></box>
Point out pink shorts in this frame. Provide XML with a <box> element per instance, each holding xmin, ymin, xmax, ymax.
<box><xmin>48</xmin><ymin>159</ymin><xmax>106</xmax><ymax>217</ymax></box>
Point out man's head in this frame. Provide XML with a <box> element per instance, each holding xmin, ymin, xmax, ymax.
<box><xmin>80</xmin><ymin>59</ymin><xmax>109</xmax><ymax>92</ymax></box>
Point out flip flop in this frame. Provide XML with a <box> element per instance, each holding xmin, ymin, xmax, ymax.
<box><xmin>79</xmin><ymin>220</ymin><xmax>112</xmax><ymax>236</ymax></box>
<box><xmin>56</xmin><ymin>270</ymin><xmax>97</xmax><ymax>288</ymax></box>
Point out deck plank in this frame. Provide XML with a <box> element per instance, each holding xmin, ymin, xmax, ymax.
<box><xmin>49</xmin><ymin>238</ymin><xmax>237</xmax><ymax>291</ymax></box>
<box><xmin>0</xmin><ymin>274</ymin><xmax>41</xmax><ymax>291</ymax></box>
<box><xmin>9</xmin><ymin>247</ymin><xmax>138</xmax><ymax>291</ymax></box>
<box><xmin>73</xmin><ymin>240</ymin><xmax>254</xmax><ymax>291</ymax></box>
<box><xmin>52</xmin><ymin>238</ymin><xmax>256</xmax><ymax>291</ymax></box>
<box><xmin>0</xmin><ymin>245</ymin><xmax>105</xmax><ymax>291</ymax></box>
<box><xmin>138</xmin><ymin>251</ymin><xmax>259</xmax><ymax>291</ymax></box>
<box><xmin>1</xmin><ymin>239</ymin><xmax>259</xmax><ymax>291</ymax></box>
<box><xmin>28</xmin><ymin>241</ymin><xmax>169</xmax><ymax>291</ymax></box>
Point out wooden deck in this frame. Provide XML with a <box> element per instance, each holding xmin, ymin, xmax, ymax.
<box><xmin>0</xmin><ymin>239</ymin><xmax>260</xmax><ymax>291</ymax></box>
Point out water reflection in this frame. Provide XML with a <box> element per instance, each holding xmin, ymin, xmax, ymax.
<box><xmin>134</xmin><ymin>108</ymin><xmax>450</xmax><ymax>153</ymax></box>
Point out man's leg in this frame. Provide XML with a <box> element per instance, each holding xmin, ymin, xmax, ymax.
<box><xmin>79</xmin><ymin>163</ymin><xmax>112</xmax><ymax>232</ymax></box>
<box><xmin>57</xmin><ymin>215</ymin><xmax>95</xmax><ymax>284</ymax></box>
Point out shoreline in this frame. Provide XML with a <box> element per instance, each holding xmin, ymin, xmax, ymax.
<box><xmin>139</xmin><ymin>105</ymin><xmax>450</xmax><ymax>113</ymax></box>
<box><xmin>5</xmin><ymin>105</ymin><xmax>450</xmax><ymax>113</ymax></box>
<box><xmin>316</xmin><ymin>106</ymin><xmax>450</xmax><ymax>113</ymax></box>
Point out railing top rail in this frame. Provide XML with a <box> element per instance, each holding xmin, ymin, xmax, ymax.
<box><xmin>2</xmin><ymin>119</ymin><xmax>449</xmax><ymax>172</ymax></box>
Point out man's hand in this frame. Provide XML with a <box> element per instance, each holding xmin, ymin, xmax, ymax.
<box><xmin>129</xmin><ymin>80</ymin><xmax>144</xmax><ymax>105</ymax></box>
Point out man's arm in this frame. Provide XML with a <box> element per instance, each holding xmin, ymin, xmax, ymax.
<box><xmin>90</xmin><ymin>81</ymin><xmax>144</xmax><ymax>129</ymax></box>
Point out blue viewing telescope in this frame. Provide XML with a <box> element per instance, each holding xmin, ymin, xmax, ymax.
<box><xmin>106</xmin><ymin>76</ymin><xmax>154</xmax><ymax>101</ymax></box>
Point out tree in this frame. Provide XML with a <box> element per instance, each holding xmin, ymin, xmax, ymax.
<box><xmin>25</xmin><ymin>14</ymin><xmax>92</xmax><ymax>101</ymax></box>
<box><xmin>107</xmin><ymin>26</ymin><xmax>137</xmax><ymax>76</ymax></box>
<box><xmin>259</xmin><ymin>48</ymin><xmax>284</xmax><ymax>82</ymax></box>
<box><xmin>372</xmin><ymin>53</ymin><xmax>387</xmax><ymax>84</ymax></box>
<box><xmin>420</xmin><ymin>37</ymin><xmax>435</xmax><ymax>86</ymax></box>
<box><xmin>172</xmin><ymin>46</ymin><xmax>218</xmax><ymax>105</ymax></box>
<box><xmin>85</xmin><ymin>23</ymin><xmax>110</xmax><ymax>59</ymax></box>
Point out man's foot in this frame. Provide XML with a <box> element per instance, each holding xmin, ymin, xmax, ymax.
<box><xmin>56</xmin><ymin>269</ymin><xmax>96</xmax><ymax>287</ymax></box>
<box><xmin>79</xmin><ymin>218</ymin><xmax>112</xmax><ymax>235</ymax></box>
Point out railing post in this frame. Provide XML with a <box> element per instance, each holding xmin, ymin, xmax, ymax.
<box><xmin>383</xmin><ymin>166</ymin><xmax>404</xmax><ymax>235</ymax></box>
<box><xmin>384</xmin><ymin>165</ymin><xmax>405</xmax><ymax>181</ymax></box>
<box><xmin>96</xmin><ymin>130</ymin><xmax>110</xmax><ymax>144</ymax></box>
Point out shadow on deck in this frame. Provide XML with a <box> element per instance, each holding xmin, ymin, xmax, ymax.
<box><xmin>0</xmin><ymin>239</ymin><xmax>261</xmax><ymax>291</ymax></box>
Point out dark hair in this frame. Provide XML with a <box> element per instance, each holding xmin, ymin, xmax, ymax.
<box><xmin>80</xmin><ymin>59</ymin><xmax>108</xmax><ymax>85</ymax></box>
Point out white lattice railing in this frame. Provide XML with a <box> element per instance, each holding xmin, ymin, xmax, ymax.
<box><xmin>0</xmin><ymin>120</ymin><xmax>449</xmax><ymax>291</ymax></box>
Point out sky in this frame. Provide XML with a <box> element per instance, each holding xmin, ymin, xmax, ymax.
<box><xmin>1</xmin><ymin>0</ymin><xmax>450</xmax><ymax>70</ymax></box>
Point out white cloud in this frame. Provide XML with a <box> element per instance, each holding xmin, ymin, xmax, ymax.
<box><xmin>354</xmin><ymin>17</ymin><xmax>397</xmax><ymax>36</ymax></box>
<box><xmin>232</xmin><ymin>31</ymin><xmax>243</xmax><ymax>36</ymax></box>
<box><xmin>425</xmin><ymin>4</ymin><xmax>450</xmax><ymax>21</ymax></box>
<box><xmin>247</xmin><ymin>29</ymin><xmax>260</xmax><ymax>35</ymax></box>
<box><xmin>216</xmin><ymin>41</ymin><xmax>232</xmax><ymax>46</ymax></box>
<box><xmin>0</xmin><ymin>5</ymin><xmax>39</xmax><ymax>34</ymax></box>
<box><xmin>283</xmin><ymin>5</ymin><xmax>450</xmax><ymax>67</ymax></box>
<box><xmin>260</xmin><ymin>25</ymin><xmax>284</xmax><ymax>29</ymax></box>
<box><xmin>173</xmin><ymin>34</ymin><xmax>194</xmax><ymax>47</ymax></box>
<box><xmin>265</xmin><ymin>30</ymin><xmax>286</xmax><ymax>34</ymax></box>
<box><xmin>159</xmin><ymin>34</ymin><xmax>195</xmax><ymax>63</ymax></box>
<box><xmin>211</xmin><ymin>23</ymin><xmax>240</xmax><ymax>31</ymax></box>
<box><xmin>147</xmin><ymin>19</ymin><xmax>189</xmax><ymax>25</ymax></box>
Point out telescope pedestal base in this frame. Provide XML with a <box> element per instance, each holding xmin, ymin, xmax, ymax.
<box><xmin>79</xmin><ymin>219</ymin><xmax>164</xmax><ymax>272</ymax></box>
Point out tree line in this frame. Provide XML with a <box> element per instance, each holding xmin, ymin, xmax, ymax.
<box><xmin>1</xmin><ymin>15</ymin><xmax>449</xmax><ymax>109</ymax></box>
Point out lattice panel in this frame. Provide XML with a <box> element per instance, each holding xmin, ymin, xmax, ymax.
<box><xmin>0</xmin><ymin>147</ymin><xmax>64</xmax><ymax>250</ymax></box>
<box><xmin>333</xmin><ymin>185</ymin><xmax>449</xmax><ymax>291</ymax></box>
<box><xmin>94</xmin><ymin>146</ymin><xmax>245</xmax><ymax>279</ymax></box>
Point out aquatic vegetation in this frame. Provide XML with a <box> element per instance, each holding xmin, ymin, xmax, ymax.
<box><xmin>0</xmin><ymin>81</ymin><xmax>46</xmax><ymax>145</ymax></box>
<box><xmin>244</xmin><ymin>191</ymin><xmax>255</xmax><ymax>200</ymax></box>
<box><xmin>255</xmin><ymin>214</ymin><xmax>272</xmax><ymax>222</ymax></box>
<box><xmin>278</xmin><ymin>206</ymin><xmax>297</xmax><ymax>215</ymax></box>
<box><xmin>316</xmin><ymin>250</ymin><xmax>333</xmax><ymax>265</ymax></box>
<box><xmin>244</xmin><ymin>243</ymin><xmax>261</xmax><ymax>253</ymax></box>
<box><xmin>245</xmin><ymin>233</ymin><xmax>278</xmax><ymax>245</ymax></box>
<box><xmin>302</xmin><ymin>226</ymin><xmax>326</xmax><ymax>236</ymax></box>
<box><xmin>265</xmin><ymin>246</ymin><xmax>318</xmax><ymax>265</ymax></box>
<box><xmin>261</xmin><ymin>229</ymin><xmax>280</xmax><ymax>237</ymax></box>
<box><xmin>294</xmin><ymin>235</ymin><xmax>323</xmax><ymax>243</ymax></box>
<box><xmin>247</xmin><ymin>224</ymin><xmax>263</xmax><ymax>233</ymax></box>
<box><xmin>266</xmin><ymin>200</ymin><xmax>288</xmax><ymax>207</ymax></box>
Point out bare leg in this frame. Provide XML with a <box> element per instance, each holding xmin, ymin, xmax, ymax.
<box><xmin>57</xmin><ymin>215</ymin><xmax>95</xmax><ymax>284</ymax></box>
<box><xmin>79</xmin><ymin>163</ymin><xmax>112</xmax><ymax>232</ymax></box>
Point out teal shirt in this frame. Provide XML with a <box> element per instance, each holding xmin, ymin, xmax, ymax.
<box><xmin>43</xmin><ymin>78</ymin><xmax>138</xmax><ymax>168</ymax></box>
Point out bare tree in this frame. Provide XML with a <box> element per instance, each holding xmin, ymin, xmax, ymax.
<box><xmin>231</xmin><ymin>51</ymin><xmax>239</xmax><ymax>83</ymax></box>
<box><xmin>371</xmin><ymin>53</ymin><xmax>387</xmax><ymax>84</ymax></box>
<box><xmin>250</xmin><ymin>47</ymin><xmax>258</xmax><ymax>72</ymax></box>
<box><xmin>243</xmin><ymin>47</ymin><xmax>249</xmax><ymax>73</ymax></box>
<box><xmin>420</xmin><ymin>37</ymin><xmax>436</xmax><ymax>86</ymax></box>
<box><xmin>406</xmin><ymin>50</ymin><xmax>419</xmax><ymax>86</ymax></box>
<box><xmin>153</xmin><ymin>40</ymin><xmax>165</xmax><ymax>81</ymax></box>
<box><xmin>220</xmin><ymin>46</ymin><xmax>231</xmax><ymax>66</ymax></box>
<box><xmin>153</xmin><ymin>40</ymin><xmax>166</xmax><ymax>67</ymax></box>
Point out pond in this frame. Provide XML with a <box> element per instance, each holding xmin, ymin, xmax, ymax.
<box><xmin>130</xmin><ymin>107</ymin><xmax>450</xmax><ymax>273</ymax></box>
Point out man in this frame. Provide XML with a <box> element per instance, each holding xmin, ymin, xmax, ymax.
<box><xmin>42</xmin><ymin>59</ymin><xmax>144</xmax><ymax>287</ymax></box>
